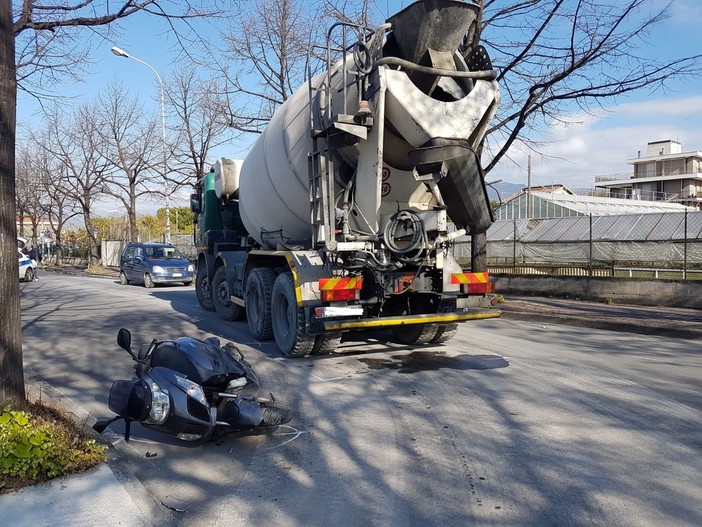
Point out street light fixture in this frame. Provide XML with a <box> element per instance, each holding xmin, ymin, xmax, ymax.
<box><xmin>110</xmin><ymin>46</ymin><xmax>171</xmax><ymax>243</ymax></box>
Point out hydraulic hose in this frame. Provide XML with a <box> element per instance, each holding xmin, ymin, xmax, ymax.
<box><xmin>383</xmin><ymin>210</ymin><xmax>428</xmax><ymax>263</ymax></box>
<box><xmin>373</xmin><ymin>56</ymin><xmax>496</xmax><ymax>80</ymax></box>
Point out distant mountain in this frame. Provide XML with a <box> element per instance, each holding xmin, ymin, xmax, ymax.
<box><xmin>485</xmin><ymin>181</ymin><xmax>523</xmax><ymax>203</ymax></box>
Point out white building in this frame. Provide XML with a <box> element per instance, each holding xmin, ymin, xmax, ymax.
<box><xmin>595</xmin><ymin>140</ymin><xmax>702</xmax><ymax>210</ymax></box>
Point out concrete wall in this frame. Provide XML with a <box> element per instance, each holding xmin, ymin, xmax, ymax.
<box><xmin>101</xmin><ymin>240</ymin><xmax>124</xmax><ymax>267</ymax></box>
<box><xmin>493</xmin><ymin>274</ymin><xmax>702</xmax><ymax>309</ymax></box>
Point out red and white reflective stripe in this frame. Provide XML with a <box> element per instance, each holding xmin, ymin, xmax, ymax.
<box><xmin>451</xmin><ymin>272</ymin><xmax>489</xmax><ymax>285</ymax></box>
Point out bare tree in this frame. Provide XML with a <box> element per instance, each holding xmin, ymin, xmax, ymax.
<box><xmin>15</xmin><ymin>142</ymin><xmax>47</xmax><ymax>247</ymax></box>
<box><xmin>3</xmin><ymin>1</ymin><xmax>226</xmax><ymax>408</ymax></box>
<box><xmin>463</xmin><ymin>0</ymin><xmax>702</xmax><ymax>173</ymax></box>
<box><xmin>455</xmin><ymin>0</ymin><xmax>702</xmax><ymax>270</ymax></box>
<box><xmin>167</xmin><ymin>64</ymin><xmax>239</xmax><ymax>186</ymax></box>
<box><xmin>97</xmin><ymin>81</ymin><xmax>163</xmax><ymax>241</ymax></box>
<box><xmin>319</xmin><ymin>0</ymin><xmax>375</xmax><ymax>27</ymax></box>
<box><xmin>0</xmin><ymin>0</ymin><xmax>23</xmax><ymax>408</ymax></box>
<box><xmin>41</xmin><ymin>103</ymin><xmax>112</xmax><ymax>266</ymax></box>
<box><xmin>27</xmin><ymin>135</ymin><xmax>82</xmax><ymax>264</ymax></box>
<box><xmin>13</xmin><ymin>1</ymin><xmax>220</xmax><ymax>98</ymax></box>
<box><xmin>214</xmin><ymin>0</ymin><xmax>319</xmax><ymax>132</ymax></box>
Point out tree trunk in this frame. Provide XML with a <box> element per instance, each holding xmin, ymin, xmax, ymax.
<box><xmin>129</xmin><ymin>191</ymin><xmax>138</xmax><ymax>241</ymax></box>
<box><xmin>85</xmin><ymin>218</ymin><xmax>100</xmax><ymax>266</ymax></box>
<box><xmin>471</xmin><ymin>232</ymin><xmax>487</xmax><ymax>272</ymax></box>
<box><xmin>0</xmin><ymin>0</ymin><xmax>27</xmax><ymax>409</ymax></box>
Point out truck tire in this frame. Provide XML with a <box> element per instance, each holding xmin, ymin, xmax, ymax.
<box><xmin>271</xmin><ymin>273</ymin><xmax>315</xmax><ymax>357</ymax></box>
<box><xmin>246</xmin><ymin>268</ymin><xmax>276</xmax><ymax>340</ymax></box>
<box><xmin>431</xmin><ymin>323</ymin><xmax>458</xmax><ymax>344</ymax></box>
<box><xmin>391</xmin><ymin>324</ymin><xmax>438</xmax><ymax>345</ymax></box>
<box><xmin>196</xmin><ymin>267</ymin><xmax>215</xmax><ymax>312</ymax></box>
<box><xmin>213</xmin><ymin>266</ymin><xmax>246</xmax><ymax>321</ymax></box>
<box><xmin>310</xmin><ymin>334</ymin><xmax>341</xmax><ymax>355</ymax></box>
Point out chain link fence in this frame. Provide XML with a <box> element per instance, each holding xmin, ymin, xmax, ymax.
<box><xmin>454</xmin><ymin>210</ymin><xmax>702</xmax><ymax>279</ymax></box>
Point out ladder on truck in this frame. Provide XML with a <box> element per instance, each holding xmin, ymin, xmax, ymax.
<box><xmin>307</xmin><ymin>22</ymin><xmax>380</xmax><ymax>252</ymax></box>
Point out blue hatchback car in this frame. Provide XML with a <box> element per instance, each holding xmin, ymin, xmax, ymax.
<box><xmin>119</xmin><ymin>242</ymin><xmax>194</xmax><ymax>288</ymax></box>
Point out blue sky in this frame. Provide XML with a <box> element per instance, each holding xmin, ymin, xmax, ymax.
<box><xmin>16</xmin><ymin>0</ymin><xmax>702</xmax><ymax>210</ymax></box>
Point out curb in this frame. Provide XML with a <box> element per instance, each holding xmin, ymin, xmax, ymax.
<box><xmin>43</xmin><ymin>267</ymin><xmax>119</xmax><ymax>280</ymax></box>
<box><xmin>500</xmin><ymin>310</ymin><xmax>702</xmax><ymax>340</ymax></box>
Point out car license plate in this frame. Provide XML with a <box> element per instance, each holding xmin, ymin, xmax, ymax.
<box><xmin>172</xmin><ymin>273</ymin><xmax>182</xmax><ymax>278</ymax></box>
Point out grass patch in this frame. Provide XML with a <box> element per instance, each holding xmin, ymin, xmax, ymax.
<box><xmin>86</xmin><ymin>264</ymin><xmax>109</xmax><ymax>275</ymax></box>
<box><xmin>0</xmin><ymin>402</ymin><xmax>106</xmax><ymax>495</ymax></box>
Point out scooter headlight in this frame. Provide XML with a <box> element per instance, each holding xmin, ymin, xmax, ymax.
<box><xmin>145</xmin><ymin>379</ymin><xmax>170</xmax><ymax>424</ymax></box>
<box><xmin>176</xmin><ymin>375</ymin><xmax>208</xmax><ymax>407</ymax></box>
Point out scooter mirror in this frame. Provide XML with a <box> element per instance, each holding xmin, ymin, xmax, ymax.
<box><xmin>117</xmin><ymin>328</ymin><xmax>133</xmax><ymax>355</ymax></box>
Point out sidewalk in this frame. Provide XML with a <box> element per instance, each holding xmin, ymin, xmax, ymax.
<box><xmin>1</xmin><ymin>464</ymin><xmax>148</xmax><ymax>527</ymax></box>
<box><xmin>499</xmin><ymin>295</ymin><xmax>702</xmax><ymax>339</ymax></box>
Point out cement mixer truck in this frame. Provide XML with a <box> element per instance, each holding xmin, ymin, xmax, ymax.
<box><xmin>190</xmin><ymin>0</ymin><xmax>501</xmax><ymax>357</ymax></box>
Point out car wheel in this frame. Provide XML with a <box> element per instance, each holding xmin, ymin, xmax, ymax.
<box><xmin>144</xmin><ymin>273</ymin><xmax>155</xmax><ymax>288</ymax></box>
<box><xmin>24</xmin><ymin>267</ymin><xmax>35</xmax><ymax>282</ymax></box>
<box><xmin>119</xmin><ymin>271</ymin><xmax>129</xmax><ymax>285</ymax></box>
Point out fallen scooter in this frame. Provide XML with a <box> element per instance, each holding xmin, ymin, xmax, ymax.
<box><xmin>93</xmin><ymin>328</ymin><xmax>292</xmax><ymax>443</ymax></box>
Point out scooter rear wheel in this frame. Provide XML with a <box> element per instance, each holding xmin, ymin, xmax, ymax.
<box><xmin>260</xmin><ymin>406</ymin><xmax>293</xmax><ymax>427</ymax></box>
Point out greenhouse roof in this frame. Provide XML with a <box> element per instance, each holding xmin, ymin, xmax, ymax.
<box><xmin>538</xmin><ymin>192</ymin><xmax>693</xmax><ymax>215</ymax></box>
<box><xmin>480</xmin><ymin>212</ymin><xmax>702</xmax><ymax>242</ymax></box>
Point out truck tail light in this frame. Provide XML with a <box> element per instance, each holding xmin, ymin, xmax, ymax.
<box><xmin>465</xmin><ymin>281</ymin><xmax>495</xmax><ymax>294</ymax></box>
<box><xmin>319</xmin><ymin>277</ymin><xmax>362</xmax><ymax>302</ymax></box>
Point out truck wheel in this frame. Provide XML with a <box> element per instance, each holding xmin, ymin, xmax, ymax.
<box><xmin>431</xmin><ymin>323</ymin><xmax>458</xmax><ymax>344</ymax></box>
<box><xmin>271</xmin><ymin>273</ymin><xmax>315</xmax><ymax>357</ymax></box>
<box><xmin>196</xmin><ymin>267</ymin><xmax>215</xmax><ymax>312</ymax></box>
<box><xmin>391</xmin><ymin>324</ymin><xmax>438</xmax><ymax>345</ymax></box>
<box><xmin>213</xmin><ymin>267</ymin><xmax>246</xmax><ymax>321</ymax></box>
<box><xmin>246</xmin><ymin>268</ymin><xmax>276</xmax><ymax>340</ymax></box>
<box><xmin>310</xmin><ymin>334</ymin><xmax>341</xmax><ymax>355</ymax></box>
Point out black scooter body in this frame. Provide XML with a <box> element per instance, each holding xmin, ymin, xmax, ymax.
<box><xmin>94</xmin><ymin>329</ymin><xmax>290</xmax><ymax>443</ymax></box>
<box><xmin>147</xmin><ymin>337</ymin><xmax>249</xmax><ymax>387</ymax></box>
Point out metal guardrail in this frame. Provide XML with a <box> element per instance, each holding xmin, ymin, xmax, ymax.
<box><xmin>489</xmin><ymin>265</ymin><xmax>702</xmax><ymax>280</ymax></box>
<box><xmin>489</xmin><ymin>265</ymin><xmax>612</xmax><ymax>277</ymax></box>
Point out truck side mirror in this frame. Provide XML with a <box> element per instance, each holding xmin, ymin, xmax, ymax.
<box><xmin>190</xmin><ymin>193</ymin><xmax>201</xmax><ymax>214</ymax></box>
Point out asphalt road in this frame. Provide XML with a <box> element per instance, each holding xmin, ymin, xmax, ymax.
<box><xmin>18</xmin><ymin>271</ymin><xmax>702</xmax><ymax>526</ymax></box>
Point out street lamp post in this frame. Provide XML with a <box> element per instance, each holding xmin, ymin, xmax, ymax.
<box><xmin>111</xmin><ymin>46</ymin><xmax>171</xmax><ymax>243</ymax></box>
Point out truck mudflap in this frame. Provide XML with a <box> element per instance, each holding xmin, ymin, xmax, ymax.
<box><xmin>320</xmin><ymin>309</ymin><xmax>501</xmax><ymax>332</ymax></box>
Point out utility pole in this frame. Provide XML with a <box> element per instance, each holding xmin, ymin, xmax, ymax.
<box><xmin>526</xmin><ymin>154</ymin><xmax>532</xmax><ymax>219</ymax></box>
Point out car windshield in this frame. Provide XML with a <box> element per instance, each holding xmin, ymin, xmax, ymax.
<box><xmin>145</xmin><ymin>246</ymin><xmax>186</xmax><ymax>260</ymax></box>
